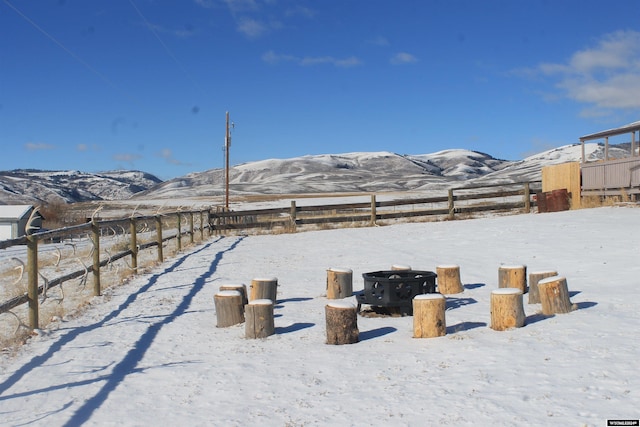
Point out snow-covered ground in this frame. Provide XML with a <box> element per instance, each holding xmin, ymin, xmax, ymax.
<box><xmin>0</xmin><ymin>206</ymin><xmax>638</xmax><ymax>426</ymax></box>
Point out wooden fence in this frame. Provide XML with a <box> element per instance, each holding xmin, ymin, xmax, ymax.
<box><xmin>210</xmin><ymin>181</ymin><xmax>540</xmax><ymax>233</ymax></box>
<box><xmin>581</xmin><ymin>157</ymin><xmax>640</xmax><ymax>197</ymax></box>
<box><xmin>0</xmin><ymin>209</ymin><xmax>212</xmax><ymax>329</ymax></box>
<box><xmin>0</xmin><ymin>180</ymin><xmax>539</xmax><ymax>332</ymax></box>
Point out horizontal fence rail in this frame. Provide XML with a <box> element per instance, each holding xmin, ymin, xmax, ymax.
<box><xmin>210</xmin><ymin>181</ymin><xmax>541</xmax><ymax>234</ymax></box>
<box><xmin>0</xmin><ymin>209</ymin><xmax>212</xmax><ymax>329</ymax></box>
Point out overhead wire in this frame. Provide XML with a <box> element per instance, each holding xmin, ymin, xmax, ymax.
<box><xmin>127</xmin><ymin>0</ymin><xmax>206</xmax><ymax>95</ymax></box>
<box><xmin>4</xmin><ymin>0</ymin><xmax>215</xmax><ymax>173</ymax></box>
<box><xmin>2</xmin><ymin>0</ymin><xmax>140</xmax><ymax>104</ymax></box>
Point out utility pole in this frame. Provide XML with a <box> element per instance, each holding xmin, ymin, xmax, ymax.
<box><xmin>225</xmin><ymin>111</ymin><xmax>230</xmax><ymax>209</ymax></box>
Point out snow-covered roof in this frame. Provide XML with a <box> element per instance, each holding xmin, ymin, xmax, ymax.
<box><xmin>0</xmin><ymin>205</ymin><xmax>34</xmax><ymax>220</ymax></box>
<box><xmin>580</xmin><ymin>120</ymin><xmax>640</xmax><ymax>141</ymax></box>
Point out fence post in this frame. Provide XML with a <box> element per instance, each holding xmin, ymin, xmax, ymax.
<box><xmin>370</xmin><ymin>194</ymin><xmax>376</xmax><ymax>226</ymax></box>
<box><xmin>448</xmin><ymin>189</ymin><xmax>455</xmax><ymax>220</ymax></box>
<box><xmin>176</xmin><ymin>213</ymin><xmax>182</xmax><ymax>251</ymax></box>
<box><xmin>290</xmin><ymin>201</ymin><xmax>297</xmax><ymax>232</ymax></box>
<box><xmin>214</xmin><ymin>206</ymin><xmax>222</xmax><ymax>236</ymax></box>
<box><xmin>189</xmin><ymin>212</ymin><xmax>195</xmax><ymax>244</ymax></box>
<box><xmin>212</xmin><ymin>208</ymin><xmax>218</xmax><ymax>236</ymax></box>
<box><xmin>129</xmin><ymin>217</ymin><xmax>138</xmax><ymax>272</ymax></box>
<box><xmin>523</xmin><ymin>182</ymin><xmax>531</xmax><ymax>213</ymax></box>
<box><xmin>156</xmin><ymin>215</ymin><xmax>164</xmax><ymax>263</ymax></box>
<box><xmin>200</xmin><ymin>210</ymin><xmax>205</xmax><ymax>240</ymax></box>
<box><xmin>91</xmin><ymin>219</ymin><xmax>101</xmax><ymax>296</ymax></box>
<box><xmin>26</xmin><ymin>235</ymin><xmax>39</xmax><ymax>329</ymax></box>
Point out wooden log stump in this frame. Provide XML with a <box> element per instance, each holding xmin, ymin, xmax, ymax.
<box><xmin>538</xmin><ymin>276</ymin><xmax>577</xmax><ymax>315</ymax></box>
<box><xmin>498</xmin><ymin>264</ymin><xmax>527</xmax><ymax>293</ymax></box>
<box><xmin>326</xmin><ymin>267</ymin><xmax>353</xmax><ymax>299</ymax></box>
<box><xmin>413</xmin><ymin>294</ymin><xmax>446</xmax><ymax>338</ymax></box>
<box><xmin>245</xmin><ymin>299</ymin><xmax>275</xmax><ymax>339</ymax></box>
<box><xmin>219</xmin><ymin>283</ymin><xmax>248</xmax><ymax>306</ymax></box>
<box><xmin>391</xmin><ymin>264</ymin><xmax>412</xmax><ymax>271</ymax></box>
<box><xmin>436</xmin><ymin>264</ymin><xmax>463</xmax><ymax>294</ymax></box>
<box><xmin>490</xmin><ymin>288</ymin><xmax>525</xmax><ymax>331</ymax></box>
<box><xmin>528</xmin><ymin>270</ymin><xmax>557</xmax><ymax>304</ymax></box>
<box><xmin>325</xmin><ymin>301</ymin><xmax>359</xmax><ymax>345</ymax></box>
<box><xmin>250</xmin><ymin>277</ymin><xmax>278</xmax><ymax>303</ymax></box>
<box><xmin>214</xmin><ymin>290</ymin><xmax>244</xmax><ymax>328</ymax></box>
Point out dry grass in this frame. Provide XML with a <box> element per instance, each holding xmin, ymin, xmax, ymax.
<box><xmin>0</xmin><ymin>226</ymin><xmax>209</xmax><ymax>354</ymax></box>
<box><xmin>579</xmin><ymin>190</ymin><xmax>636</xmax><ymax>209</ymax></box>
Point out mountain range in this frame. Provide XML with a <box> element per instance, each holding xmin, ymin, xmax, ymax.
<box><xmin>0</xmin><ymin>143</ymin><xmax>627</xmax><ymax>206</ymax></box>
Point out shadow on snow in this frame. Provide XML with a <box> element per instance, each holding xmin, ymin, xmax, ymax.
<box><xmin>359</xmin><ymin>326</ymin><xmax>397</xmax><ymax>341</ymax></box>
<box><xmin>0</xmin><ymin>236</ymin><xmax>244</xmax><ymax>427</ymax></box>
<box><xmin>275</xmin><ymin>322</ymin><xmax>315</xmax><ymax>334</ymax></box>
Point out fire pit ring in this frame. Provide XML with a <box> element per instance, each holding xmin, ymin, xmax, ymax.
<box><xmin>356</xmin><ymin>270</ymin><xmax>437</xmax><ymax>315</ymax></box>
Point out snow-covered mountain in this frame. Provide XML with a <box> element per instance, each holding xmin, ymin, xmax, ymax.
<box><xmin>134</xmin><ymin>149</ymin><xmax>514</xmax><ymax>199</ymax></box>
<box><xmin>0</xmin><ymin>143</ymin><xmax>629</xmax><ymax>205</ymax></box>
<box><xmin>136</xmin><ymin>143</ymin><xmax>626</xmax><ymax>199</ymax></box>
<box><xmin>0</xmin><ymin>169</ymin><xmax>162</xmax><ymax>205</ymax></box>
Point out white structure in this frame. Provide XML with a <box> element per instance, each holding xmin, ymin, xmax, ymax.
<box><xmin>0</xmin><ymin>205</ymin><xmax>42</xmax><ymax>240</ymax></box>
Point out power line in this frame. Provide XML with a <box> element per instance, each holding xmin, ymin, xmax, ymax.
<box><xmin>128</xmin><ymin>0</ymin><xmax>205</xmax><ymax>94</ymax></box>
<box><xmin>3</xmin><ymin>0</ymin><xmax>139</xmax><ymax>104</ymax></box>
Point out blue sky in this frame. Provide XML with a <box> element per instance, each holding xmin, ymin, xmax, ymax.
<box><xmin>2</xmin><ymin>0</ymin><xmax>640</xmax><ymax>180</ymax></box>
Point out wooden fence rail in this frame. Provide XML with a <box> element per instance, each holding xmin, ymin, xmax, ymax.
<box><xmin>210</xmin><ymin>181</ymin><xmax>540</xmax><ymax>233</ymax></box>
<box><xmin>0</xmin><ymin>208</ymin><xmax>212</xmax><ymax>329</ymax></box>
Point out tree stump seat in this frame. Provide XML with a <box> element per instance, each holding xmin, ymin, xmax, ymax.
<box><xmin>498</xmin><ymin>264</ymin><xmax>527</xmax><ymax>293</ymax></box>
<box><xmin>528</xmin><ymin>270</ymin><xmax>557</xmax><ymax>304</ymax></box>
<box><xmin>413</xmin><ymin>293</ymin><xmax>446</xmax><ymax>338</ymax></box>
<box><xmin>490</xmin><ymin>288</ymin><xmax>526</xmax><ymax>331</ymax></box>
<box><xmin>214</xmin><ymin>290</ymin><xmax>245</xmax><ymax>328</ymax></box>
<box><xmin>538</xmin><ymin>276</ymin><xmax>577</xmax><ymax>315</ymax></box>
<box><xmin>325</xmin><ymin>301</ymin><xmax>359</xmax><ymax>345</ymax></box>
<box><xmin>436</xmin><ymin>264</ymin><xmax>463</xmax><ymax>294</ymax></box>
<box><xmin>326</xmin><ymin>267</ymin><xmax>353</xmax><ymax>299</ymax></box>
<box><xmin>250</xmin><ymin>277</ymin><xmax>278</xmax><ymax>303</ymax></box>
<box><xmin>219</xmin><ymin>283</ymin><xmax>248</xmax><ymax>306</ymax></box>
<box><xmin>245</xmin><ymin>299</ymin><xmax>275</xmax><ymax>339</ymax></box>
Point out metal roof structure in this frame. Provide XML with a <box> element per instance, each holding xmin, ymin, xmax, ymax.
<box><xmin>579</xmin><ymin>120</ymin><xmax>639</xmax><ymax>163</ymax></box>
<box><xmin>579</xmin><ymin>120</ymin><xmax>640</xmax><ymax>142</ymax></box>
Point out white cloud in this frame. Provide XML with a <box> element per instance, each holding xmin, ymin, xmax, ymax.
<box><xmin>261</xmin><ymin>50</ymin><xmax>296</xmax><ymax>64</ymax></box>
<box><xmin>25</xmin><ymin>142</ymin><xmax>55</xmax><ymax>151</ymax></box>
<box><xmin>561</xmin><ymin>73</ymin><xmax>640</xmax><ymax>109</ymax></box>
<box><xmin>210</xmin><ymin>0</ymin><xmax>314</xmax><ymax>40</ymax></box>
<box><xmin>236</xmin><ymin>17</ymin><xmax>267</xmax><ymax>38</ymax></box>
<box><xmin>113</xmin><ymin>153</ymin><xmax>142</xmax><ymax>163</ymax></box>
<box><xmin>526</xmin><ymin>30</ymin><xmax>640</xmax><ymax>114</ymax></box>
<box><xmin>369</xmin><ymin>36</ymin><xmax>390</xmax><ymax>47</ymax></box>
<box><xmin>193</xmin><ymin>0</ymin><xmax>215</xmax><ymax>8</ymax></box>
<box><xmin>333</xmin><ymin>56</ymin><xmax>362</xmax><ymax>68</ymax></box>
<box><xmin>158</xmin><ymin>148</ymin><xmax>190</xmax><ymax>166</ymax></box>
<box><xmin>390</xmin><ymin>52</ymin><xmax>418</xmax><ymax>65</ymax></box>
<box><xmin>263</xmin><ymin>51</ymin><xmax>362</xmax><ymax>68</ymax></box>
<box><xmin>569</xmin><ymin>30</ymin><xmax>640</xmax><ymax>72</ymax></box>
<box><xmin>285</xmin><ymin>5</ymin><xmax>316</xmax><ymax>19</ymax></box>
<box><xmin>222</xmin><ymin>0</ymin><xmax>260</xmax><ymax>14</ymax></box>
<box><xmin>147</xmin><ymin>22</ymin><xmax>197</xmax><ymax>39</ymax></box>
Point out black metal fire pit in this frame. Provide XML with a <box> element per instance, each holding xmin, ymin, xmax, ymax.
<box><xmin>356</xmin><ymin>270</ymin><xmax>437</xmax><ymax>315</ymax></box>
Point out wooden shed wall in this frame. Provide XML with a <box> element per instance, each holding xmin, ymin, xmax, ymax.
<box><xmin>542</xmin><ymin>162</ymin><xmax>581</xmax><ymax>208</ymax></box>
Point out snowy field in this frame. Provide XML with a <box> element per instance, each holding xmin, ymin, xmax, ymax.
<box><xmin>0</xmin><ymin>206</ymin><xmax>638</xmax><ymax>426</ymax></box>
